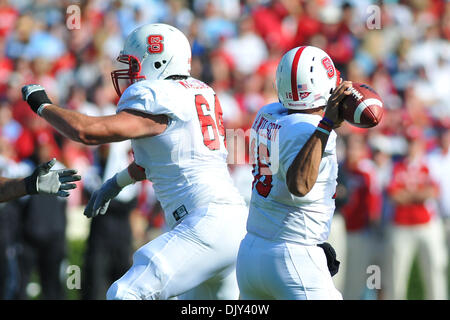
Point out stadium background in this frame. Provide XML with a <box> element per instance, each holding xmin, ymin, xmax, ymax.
<box><xmin>0</xmin><ymin>0</ymin><xmax>449</xmax><ymax>300</ymax></box>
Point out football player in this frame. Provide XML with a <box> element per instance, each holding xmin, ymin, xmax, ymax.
<box><xmin>0</xmin><ymin>158</ymin><xmax>80</xmax><ymax>203</ymax></box>
<box><xmin>21</xmin><ymin>24</ymin><xmax>248</xmax><ymax>300</ymax></box>
<box><xmin>236</xmin><ymin>46</ymin><xmax>352</xmax><ymax>299</ymax></box>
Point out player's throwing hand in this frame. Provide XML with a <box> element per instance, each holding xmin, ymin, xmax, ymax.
<box><xmin>324</xmin><ymin>80</ymin><xmax>353</xmax><ymax>128</ymax></box>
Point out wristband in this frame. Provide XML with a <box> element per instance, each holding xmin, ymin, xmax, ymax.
<box><xmin>318</xmin><ymin>120</ymin><xmax>332</xmax><ymax>131</ymax></box>
<box><xmin>24</xmin><ymin>174</ymin><xmax>38</xmax><ymax>195</ymax></box>
<box><xmin>37</xmin><ymin>103</ymin><xmax>50</xmax><ymax>116</ymax></box>
<box><xmin>316</xmin><ymin>127</ymin><xmax>330</xmax><ymax>136</ymax></box>
<box><xmin>115</xmin><ymin>168</ymin><xmax>136</xmax><ymax>188</ymax></box>
<box><xmin>317</xmin><ymin>120</ymin><xmax>332</xmax><ymax>136</ymax></box>
<box><xmin>321</xmin><ymin>117</ymin><xmax>334</xmax><ymax>128</ymax></box>
<box><xmin>24</xmin><ymin>87</ymin><xmax>53</xmax><ymax>114</ymax></box>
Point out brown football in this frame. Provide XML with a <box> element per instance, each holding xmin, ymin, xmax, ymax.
<box><xmin>340</xmin><ymin>82</ymin><xmax>383</xmax><ymax>128</ymax></box>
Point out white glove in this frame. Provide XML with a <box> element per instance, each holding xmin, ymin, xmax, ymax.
<box><xmin>25</xmin><ymin>158</ymin><xmax>81</xmax><ymax>197</ymax></box>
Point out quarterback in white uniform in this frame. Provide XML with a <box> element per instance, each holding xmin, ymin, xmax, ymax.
<box><xmin>21</xmin><ymin>24</ymin><xmax>247</xmax><ymax>300</ymax></box>
<box><xmin>236</xmin><ymin>46</ymin><xmax>353</xmax><ymax>299</ymax></box>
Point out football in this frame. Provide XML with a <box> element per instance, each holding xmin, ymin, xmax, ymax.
<box><xmin>340</xmin><ymin>82</ymin><xmax>383</xmax><ymax>128</ymax></box>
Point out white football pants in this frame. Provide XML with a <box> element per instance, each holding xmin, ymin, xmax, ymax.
<box><xmin>106</xmin><ymin>203</ymin><xmax>248</xmax><ymax>300</ymax></box>
<box><xmin>236</xmin><ymin>233</ymin><xmax>343</xmax><ymax>300</ymax></box>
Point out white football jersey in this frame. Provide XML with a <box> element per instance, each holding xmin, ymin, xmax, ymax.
<box><xmin>247</xmin><ymin>102</ymin><xmax>338</xmax><ymax>245</ymax></box>
<box><xmin>117</xmin><ymin>78</ymin><xmax>245</xmax><ymax>228</ymax></box>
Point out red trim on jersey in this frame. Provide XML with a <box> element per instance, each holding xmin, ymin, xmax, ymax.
<box><xmin>290</xmin><ymin>46</ymin><xmax>306</xmax><ymax>101</ymax></box>
<box><xmin>335</xmin><ymin>69</ymin><xmax>341</xmax><ymax>87</ymax></box>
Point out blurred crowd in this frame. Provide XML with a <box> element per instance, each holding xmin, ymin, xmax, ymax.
<box><xmin>0</xmin><ymin>0</ymin><xmax>449</xmax><ymax>300</ymax></box>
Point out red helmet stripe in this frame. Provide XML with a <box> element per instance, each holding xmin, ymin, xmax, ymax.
<box><xmin>290</xmin><ymin>46</ymin><xmax>306</xmax><ymax>101</ymax></box>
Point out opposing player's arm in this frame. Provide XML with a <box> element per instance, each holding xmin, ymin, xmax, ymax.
<box><xmin>0</xmin><ymin>159</ymin><xmax>80</xmax><ymax>203</ymax></box>
<box><xmin>286</xmin><ymin>81</ymin><xmax>351</xmax><ymax>197</ymax></box>
<box><xmin>0</xmin><ymin>177</ymin><xmax>27</xmax><ymax>203</ymax></box>
<box><xmin>40</xmin><ymin>105</ymin><xmax>168</xmax><ymax>145</ymax></box>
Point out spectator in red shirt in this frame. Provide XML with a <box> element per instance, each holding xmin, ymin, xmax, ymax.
<box><xmin>251</xmin><ymin>0</ymin><xmax>292</xmax><ymax>51</ymax></box>
<box><xmin>339</xmin><ymin>134</ymin><xmax>382</xmax><ymax>299</ymax></box>
<box><xmin>320</xmin><ymin>5</ymin><xmax>354</xmax><ymax>72</ymax></box>
<box><xmin>0</xmin><ymin>0</ymin><xmax>18</xmax><ymax>38</ymax></box>
<box><xmin>291</xmin><ymin>1</ymin><xmax>321</xmax><ymax>48</ymax></box>
<box><xmin>383</xmin><ymin>128</ymin><xmax>447</xmax><ymax>299</ymax></box>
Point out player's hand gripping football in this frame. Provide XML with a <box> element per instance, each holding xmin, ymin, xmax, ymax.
<box><xmin>24</xmin><ymin>158</ymin><xmax>81</xmax><ymax>197</ymax></box>
<box><xmin>84</xmin><ymin>175</ymin><xmax>123</xmax><ymax>218</ymax></box>
<box><xmin>323</xmin><ymin>80</ymin><xmax>353</xmax><ymax>129</ymax></box>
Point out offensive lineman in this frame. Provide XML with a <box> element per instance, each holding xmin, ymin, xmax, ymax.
<box><xmin>236</xmin><ymin>46</ymin><xmax>352</xmax><ymax>299</ymax></box>
<box><xmin>21</xmin><ymin>24</ymin><xmax>247</xmax><ymax>300</ymax></box>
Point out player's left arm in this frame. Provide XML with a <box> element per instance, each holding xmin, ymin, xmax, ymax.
<box><xmin>83</xmin><ymin>161</ymin><xmax>146</xmax><ymax>218</ymax></box>
<box><xmin>22</xmin><ymin>85</ymin><xmax>168</xmax><ymax>145</ymax></box>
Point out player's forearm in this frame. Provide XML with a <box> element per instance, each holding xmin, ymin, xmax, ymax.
<box><xmin>22</xmin><ymin>85</ymin><xmax>168</xmax><ymax>145</ymax></box>
<box><xmin>41</xmin><ymin>104</ymin><xmax>119</xmax><ymax>145</ymax></box>
<box><xmin>286</xmin><ymin>130</ymin><xmax>328</xmax><ymax>197</ymax></box>
<box><xmin>40</xmin><ymin>104</ymin><xmax>96</xmax><ymax>144</ymax></box>
<box><xmin>22</xmin><ymin>85</ymin><xmax>118</xmax><ymax>145</ymax></box>
<box><xmin>0</xmin><ymin>177</ymin><xmax>27</xmax><ymax>203</ymax></box>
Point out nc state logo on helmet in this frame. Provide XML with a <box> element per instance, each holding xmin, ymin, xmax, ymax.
<box><xmin>276</xmin><ymin>46</ymin><xmax>339</xmax><ymax>110</ymax></box>
<box><xmin>111</xmin><ymin>23</ymin><xmax>192</xmax><ymax>97</ymax></box>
